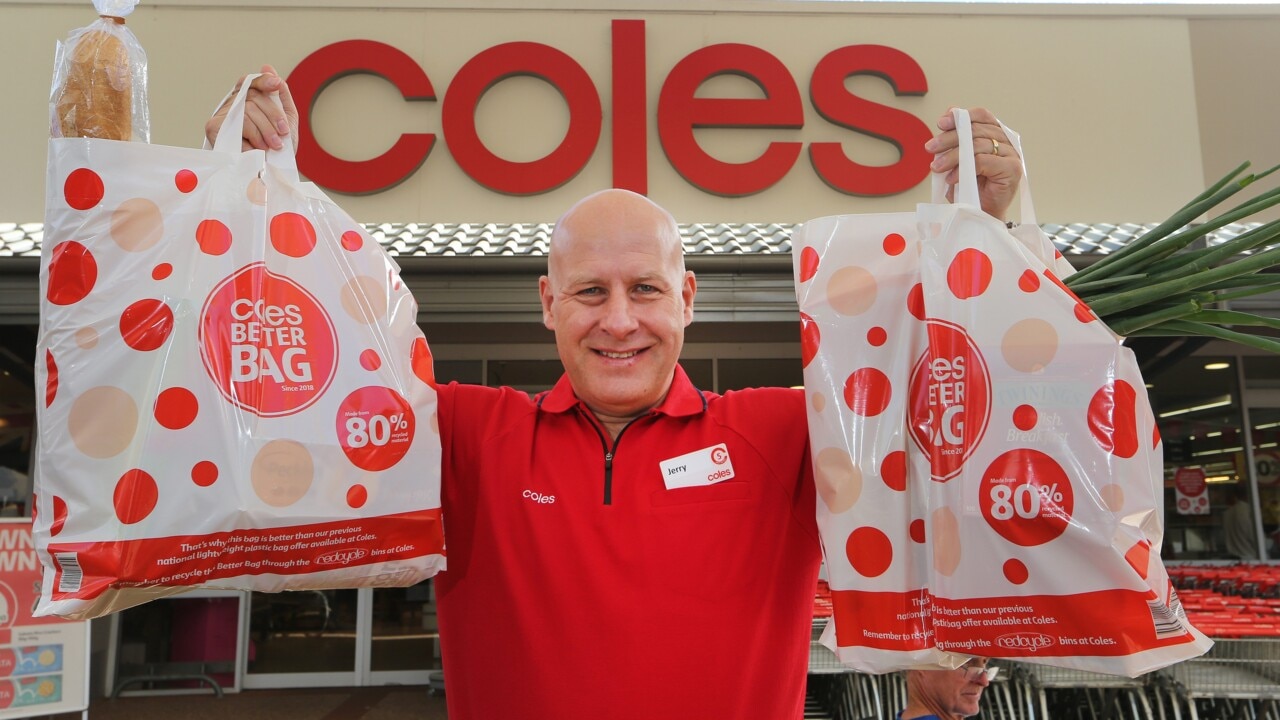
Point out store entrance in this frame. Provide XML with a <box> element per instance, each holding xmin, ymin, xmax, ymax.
<box><xmin>243</xmin><ymin>582</ymin><xmax>439</xmax><ymax>688</ymax></box>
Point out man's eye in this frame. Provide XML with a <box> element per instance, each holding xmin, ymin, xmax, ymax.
<box><xmin>578</xmin><ymin>287</ymin><xmax>603</xmax><ymax>297</ymax></box>
<box><xmin>635</xmin><ymin>284</ymin><xmax>658</xmax><ymax>294</ymax></box>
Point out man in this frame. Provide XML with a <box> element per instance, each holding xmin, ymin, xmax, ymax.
<box><xmin>1224</xmin><ymin>484</ymin><xmax>1260</xmax><ymax>560</ymax></box>
<box><xmin>900</xmin><ymin>660</ymin><xmax>998</xmax><ymax>720</ymax></box>
<box><xmin>209</xmin><ymin>66</ymin><xmax>1022</xmax><ymax>720</ymax></box>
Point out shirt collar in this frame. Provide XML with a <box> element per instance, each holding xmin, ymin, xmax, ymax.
<box><xmin>537</xmin><ymin>364</ymin><xmax>707</xmax><ymax>418</ymax></box>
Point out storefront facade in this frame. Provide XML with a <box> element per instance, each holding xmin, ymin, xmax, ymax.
<box><xmin>2</xmin><ymin>0</ymin><xmax>1279</xmax><ymax>697</ymax></box>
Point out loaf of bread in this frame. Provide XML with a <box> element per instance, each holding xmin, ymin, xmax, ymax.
<box><xmin>54</xmin><ymin>18</ymin><xmax>132</xmax><ymax>141</ymax></box>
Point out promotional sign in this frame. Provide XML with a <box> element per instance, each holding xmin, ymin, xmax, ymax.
<box><xmin>0</xmin><ymin>520</ymin><xmax>89</xmax><ymax>718</ymax></box>
<box><xmin>1174</xmin><ymin>467</ymin><xmax>1209</xmax><ymax>516</ymax></box>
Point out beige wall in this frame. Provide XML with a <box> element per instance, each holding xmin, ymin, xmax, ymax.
<box><xmin>4</xmin><ymin>1</ymin><xmax>1276</xmax><ymax>226</ymax></box>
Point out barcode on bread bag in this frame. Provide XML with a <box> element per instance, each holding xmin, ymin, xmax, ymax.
<box><xmin>54</xmin><ymin>552</ymin><xmax>82</xmax><ymax>594</ymax></box>
<box><xmin>1148</xmin><ymin>590</ymin><xmax>1186</xmax><ymax>639</ymax></box>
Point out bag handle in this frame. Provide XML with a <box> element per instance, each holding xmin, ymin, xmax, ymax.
<box><xmin>209</xmin><ymin>73</ymin><xmax>299</xmax><ymax>181</ymax></box>
<box><xmin>931</xmin><ymin>108</ymin><xmax>979</xmax><ymax>207</ymax></box>
<box><xmin>930</xmin><ymin>108</ymin><xmax>1038</xmax><ymax>227</ymax></box>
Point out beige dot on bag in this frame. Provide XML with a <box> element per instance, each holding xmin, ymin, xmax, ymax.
<box><xmin>430</xmin><ymin>411</ymin><xmax>439</xmax><ymax>435</ymax></box>
<box><xmin>812</xmin><ymin>392</ymin><xmax>826</xmax><ymax>413</ymax></box>
<box><xmin>826</xmin><ymin>266</ymin><xmax>877</xmax><ymax>316</ymax></box>
<box><xmin>1001</xmin><ymin>318</ymin><xmax>1058</xmax><ymax>373</ymax></box>
<box><xmin>69</xmin><ymin>386</ymin><xmax>137</xmax><ymax>458</ymax></box>
<box><xmin>815</xmin><ymin>446</ymin><xmax>861</xmax><ymax>514</ymax></box>
<box><xmin>247</xmin><ymin>177</ymin><xmax>267</xmax><ymax>205</ymax></box>
<box><xmin>341</xmin><ymin>275</ymin><xmax>389</xmax><ymax>324</ymax></box>
<box><xmin>75</xmin><ymin>326</ymin><xmax>99</xmax><ymax>349</ymax></box>
<box><xmin>251</xmin><ymin>439</ymin><xmax>314</xmax><ymax>507</ymax></box>
<box><xmin>932</xmin><ymin>506</ymin><xmax>961</xmax><ymax>576</ymax></box>
<box><xmin>1099</xmin><ymin>483</ymin><xmax>1125</xmax><ymax>512</ymax></box>
<box><xmin>111</xmin><ymin>198</ymin><xmax>164</xmax><ymax>252</ymax></box>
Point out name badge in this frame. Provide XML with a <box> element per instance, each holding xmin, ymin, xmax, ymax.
<box><xmin>659</xmin><ymin>443</ymin><xmax>735</xmax><ymax>490</ymax></box>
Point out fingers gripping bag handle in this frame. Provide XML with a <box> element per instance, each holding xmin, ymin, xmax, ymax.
<box><xmin>915</xmin><ymin>111</ymin><xmax>1212</xmax><ymax>676</ymax></box>
<box><xmin>211</xmin><ymin>72</ymin><xmax>299</xmax><ymax>182</ymax></box>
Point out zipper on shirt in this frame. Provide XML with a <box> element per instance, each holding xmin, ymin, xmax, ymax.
<box><xmin>581</xmin><ymin>411</ymin><xmax>642</xmax><ymax>506</ymax></box>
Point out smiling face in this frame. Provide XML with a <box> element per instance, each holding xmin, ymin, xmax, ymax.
<box><xmin>540</xmin><ymin>190</ymin><xmax>696</xmax><ymax>425</ymax></box>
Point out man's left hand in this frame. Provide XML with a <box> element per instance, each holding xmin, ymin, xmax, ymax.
<box><xmin>925</xmin><ymin>107</ymin><xmax>1021</xmax><ymax>222</ymax></box>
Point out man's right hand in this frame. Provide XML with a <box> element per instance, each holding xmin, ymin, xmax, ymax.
<box><xmin>204</xmin><ymin>64</ymin><xmax>299</xmax><ymax>152</ymax></box>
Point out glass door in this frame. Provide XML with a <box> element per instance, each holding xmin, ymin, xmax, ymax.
<box><xmin>242</xmin><ymin>589</ymin><xmax>361</xmax><ymax>688</ymax></box>
<box><xmin>366</xmin><ymin>580</ymin><xmax>441</xmax><ymax>684</ymax></box>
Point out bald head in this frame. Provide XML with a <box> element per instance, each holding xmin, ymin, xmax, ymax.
<box><xmin>548</xmin><ymin>189</ymin><xmax>683</xmax><ymax>283</ymax></box>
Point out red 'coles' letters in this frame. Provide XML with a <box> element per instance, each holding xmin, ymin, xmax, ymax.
<box><xmin>287</xmin><ymin>20</ymin><xmax>932</xmax><ymax>196</ymax></box>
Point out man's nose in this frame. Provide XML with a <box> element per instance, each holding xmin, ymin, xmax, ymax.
<box><xmin>600</xmin><ymin>294</ymin><xmax>640</xmax><ymax>336</ymax></box>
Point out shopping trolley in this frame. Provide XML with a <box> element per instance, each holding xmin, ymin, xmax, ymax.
<box><xmin>1013</xmin><ymin>662</ymin><xmax>1162</xmax><ymax>720</ymax></box>
<box><xmin>1163</xmin><ymin>638</ymin><xmax>1280</xmax><ymax>720</ymax></box>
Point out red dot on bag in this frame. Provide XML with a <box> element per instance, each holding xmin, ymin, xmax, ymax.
<box><xmin>1003</xmin><ymin>559</ymin><xmax>1029</xmax><ymax>584</ymax></box>
<box><xmin>909</xmin><ymin>519</ymin><xmax>925</xmax><ymax>543</ymax></box>
<box><xmin>192</xmin><ymin>461</ymin><xmax>219</xmax><ymax>487</ymax></box>
<box><xmin>846</xmin><ymin>526</ymin><xmax>893</xmax><ymax>578</ymax></box>
<box><xmin>196</xmin><ymin>219</ymin><xmax>233</xmax><ymax>256</ymax></box>
<box><xmin>867</xmin><ymin>326</ymin><xmax>887</xmax><ymax>347</ymax></box>
<box><xmin>883</xmin><ymin>233</ymin><xmax>906</xmax><ymax>256</ymax></box>
<box><xmin>1124</xmin><ymin>540</ymin><xmax>1151</xmax><ymax>580</ymax></box>
<box><xmin>347</xmin><ymin>485</ymin><xmax>369</xmax><ymax>508</ymax></box>
<box><xmin>113</xmin><ymin>468</ymin><xmax>159</xmax><ymax>525</ymax></box>
<box><xmin>45</xmin><ymin>351</ymin><xmax>58</xmax><ymax>408</ymax></box>
<box><xmin>980</xmin><ymin>450</ymin><xmax>1074</xmax><ymax>547</ymax></box>
<box><xmin>155</xmin><ymin>387</ymin><xmax>199</xmax><ymax>430</ymax></box>
<box><xmin>880</xmin><ymin>450</ymin><xmax>907</xmax><ymax>492</ymax></box>
<box><xmin>360</xmin><ymin>349</ymin><xmax>382</xmax><ymax>371</ymax></box>
<box><xmin>906</xmin><ymin>283</ymin><xmax>925</xmax><ymax>321</ymax></box>
<box><xmin>947</xmin><ymin>248</ymin><xmax>993</xmax><ymax>300</ymax></box>
<box><xmin>175</xmin><ymin>169</ymin><xmax>198</xmax><ymax>193</ymax></box>
<box><xmin>1013</xmin><ymin>404</ymin><xmax>1038</xmax><ymax>431</ymax></box>
<box><xmin>152</xmin><ymin>263</ymin><xmax>173</xmax><ymax>280</ymax></box>
<box><xmin>1152</xmin><ymin>424</ymin><xmax>1161</xmax><ymax>449</ymax></box>
<box><xmin>342</xmin><ymin>230</ymin><xmax>364</xmax><ymax>252</ymax></box>
<box><xmin>120</xmin><ymin>299</ymin><xmax>175</xmax><ymax>352</ymax></box>
<box><xmin>64</xmin><ymin>168</ymin><xmax>104</xmax><ymax>210</ymax></box>
<box><xmin>1018</xmin><ymin>269</ymin><xmax>1040</xmax><ymax>293</ymax></box>
<box><xmin>51</xmin><ymin>495</ymin><xmax>68</xmax><ymax>537</ymax></box>
<box><xmin>799</xmin><ymin>246</ymin><xmax>820</xmax><ymax>282</ymax></box>
<box><xmin>411</xmin><ymin>337</ymin><xmax>437</xmax><ymax>389</ymax></box>
<box><xmin>1074</xmin><ymin>303</ymin><xmax>1096</xmax><ymax>323</ymax></box>
<box><xmin>270</xmin><ymin>212</ymin><xmax>318</xmax><ymax>258</ymax></box>
<box><xmin>800</xmin><ymin>313</ymin><xmax>820</xmax><ymax>369</ymax></box>
<box><xmin>47</xmin><ymin>241</ymin><xmax>98</xmax><ymax>306</ymax></box>
<box><xmin>844</xmin><ymin>367</ymin><xmax>891</xmax><ymax>417</ymax></box>
<box><xmin>1088</xmin><ymin>380</ymin><xmax>1139</xmax><ymax>459</ymax></box>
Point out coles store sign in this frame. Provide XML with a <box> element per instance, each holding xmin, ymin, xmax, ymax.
<box><xmin>289</xmin><ymin>19</ymin><xmax>934</xmax><ymax>196</ymax></box>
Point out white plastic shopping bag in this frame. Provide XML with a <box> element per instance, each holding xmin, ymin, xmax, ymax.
<box><xmin>794</xmin><ymin>110</ymin><xmax>1211</xmax><ymax>676</ymax></box>
<box><xmin>34</xmin><ymin>76</ymin><xmax>445</xmax><ymax>619</ymax></box>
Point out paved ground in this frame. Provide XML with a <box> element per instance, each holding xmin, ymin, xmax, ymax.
<box><xmin>45</xmin><ymin>686</ymin><xmax>449</xmax><ymax>720</ymax></box>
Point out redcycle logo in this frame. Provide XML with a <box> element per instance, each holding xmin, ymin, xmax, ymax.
<box><xmin>996</xmin><ymin>632</ymin><xmax>1055</xmax><ymax>653</ymax></box>
<box><xmin>316</xmin><ymin>548</ymin><xmax>368</xmax><ymax>566</ymax></box>
<box><xmin>908</xmin><ymin>319</ymin><xmax>991</xmax><ymax>481</ymax></box>
<box><xmin>200</xmin><ymin>263</ymin><xmax>338</xmax><ymax>417</ymax></box>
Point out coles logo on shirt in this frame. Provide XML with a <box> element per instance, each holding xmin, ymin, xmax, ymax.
<box><xmin>200</xmin><ymin>262</ymin><xmax>338</xmax><ymax>417</ymax></box>
<box><xmin>908</xmin><ymin>319</ymin><xmax>991</xmax><ymax>481</ymax></box>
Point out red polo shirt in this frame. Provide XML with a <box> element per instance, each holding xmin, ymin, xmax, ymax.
<box><xmin>435</xmin><ymin>365</ymin><xmax>821</xmax><ymax>720</ymax></box>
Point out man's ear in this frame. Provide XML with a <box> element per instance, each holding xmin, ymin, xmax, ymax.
<box><xmin>539</xmin><ymin>275</ymin><xmax>555</xmax><ymax>330</ymax></box>
<box><xmin>681</xmin><ymin>270</ymin><xmax>697</xmax><ymax>326</ymax></box>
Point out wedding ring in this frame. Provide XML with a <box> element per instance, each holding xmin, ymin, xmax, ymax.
<box><xmin>991</xmin><ymin>139</ymin><xmax>1001</xmax><ymax>156</ymax></box>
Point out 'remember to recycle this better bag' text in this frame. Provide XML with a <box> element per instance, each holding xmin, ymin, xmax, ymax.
<box><xmin>793</xmin><ymin>109</ymin><xmax>1211</xmax><ymax>676</ymax></box>
<box><xmin>34</xmin><ymin>76</ymin><xmax>445</xmax><ymax>620</ymax></box>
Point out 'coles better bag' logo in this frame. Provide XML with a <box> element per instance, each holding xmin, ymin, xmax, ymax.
<box><xmin>908</xmin><ymin>319</ymin><xmax>991</xmax><ymax>481</ymax></box>
<box><xmin>200</xmin><ymin>263</ymin><xmax>338</xmax><ymax>417</ymax></box>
